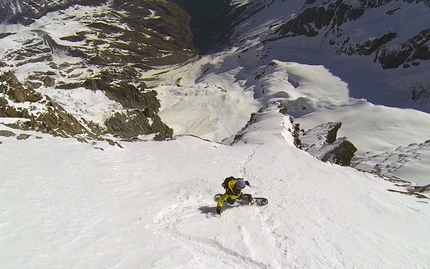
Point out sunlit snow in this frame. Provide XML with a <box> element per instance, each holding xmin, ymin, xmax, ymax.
<box><xmin>1</xmin><ymin>1</ymin><xmax>430</xmax><ymax>268</ymax></box>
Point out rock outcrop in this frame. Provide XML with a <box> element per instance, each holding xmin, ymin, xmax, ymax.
<box><xmin>0</xmin><ymin>71</ymin><xmax>92</xmax><ymax>138</ymax></box>
<box><xmin>299</xmin><ymin>122</ymin><xmax>357</xmax><ymax>166</ymax></box>
<box><xmin>0</xmin><ymin>70</ymin><xmax>172</xmax><ymax>141</ymax></box>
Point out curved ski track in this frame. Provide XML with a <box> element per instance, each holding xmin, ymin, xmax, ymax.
<box><xmin>149</xmin><ymin>195</ymin><xmax>268</xmax><ymax>268</ymax></box>
<box><xmin>148</xmin><ymin>144</ymin><xmax>276</xmax><ymax>268</ymax></box>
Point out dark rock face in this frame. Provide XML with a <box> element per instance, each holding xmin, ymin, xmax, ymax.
<box><xmin>0</xmin><ymin>71</ymin><xmax>90</xmax><ymax>137</ymax></box>
<box><xmin>268</xmin><ymin>1</ymin><xmax>430</xmax><ymax>70</ymax></box>
<box><xmin>319</xmin><ymin>137</ymin><xmax>358</xmax><ymax>166</ymax></box>
<box><xmin>300</xmin><ymin>122</ymin><xmax>358</xmax><ymax>166</ymax></box>
<box><xmin>0</xmin><ymin>71</ymin><xmax>42</xmax><ymax>102</ymax></box>
<box><xmin>82</xmin><ymin>66</ymin><xmax>158</xmax><ymax>111</ymax></box>
<box><xmin>105</xmin><ymin>110</ymin><xmax>173</xmax><ymax>140</ymax></box>
<box><xmin>326</xmin><ymin>122</ymin><xmax>342</xmax><ymax>144</ymax></box>
<box><xmin>411</xmin><ymin>81</ymin><xmax>430</xmax><ymax>106</ymax></box>
<box><xmin>275</xmin><ymin>2</ymin><xmax>365</xmax><ymax>37</ymax></box>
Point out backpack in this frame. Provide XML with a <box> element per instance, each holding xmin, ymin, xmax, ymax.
<box><xmin>221</xmin><ymin>176</ymin><xmax>235</xmax><ymax>188</ymax></box>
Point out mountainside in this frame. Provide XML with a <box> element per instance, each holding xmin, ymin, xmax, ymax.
<box><xmin>223</xmin><ymin>0</ymin><xmax>430</xmax><ymax>111</ymax></box>
<box><xmin>1</xmin><ymin>1</ymin><xmax>430</xmax><ymax>268</ymax></box>
<box><xmin>0</xmin><ymin>0</ymin><xmax>107</xmax><ymax>25</ymax></box>
<box><xmin>0</xmin><ymin>0</ymin><xmax>198</xmax><ymax>141</ymax></box>
<box><xmin>1</xmin><ymin>1</ymin><xmax>430</xmax><ymax>185</ymax></box>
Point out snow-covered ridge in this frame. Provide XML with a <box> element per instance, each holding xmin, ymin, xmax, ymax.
<box><xmin>147</xmin><ymin>50</ymin><xmax>430</xmax><ymax>188</ymax></box>
<box><xmin>227</xmin><ymin>0</ymin><xmax>430</xmax><ymax>112</ymax></box>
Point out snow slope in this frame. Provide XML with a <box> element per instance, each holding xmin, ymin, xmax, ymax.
<box><xmin>1</xmin><ymin>2</ymin><xmax>430</xmax><ymax>268</ymax></box>
<box><xmin>147</xmin><ymin>51</ymin><xmax>430</xmax><ymax>186</ymax></box>
<box><xmin>1</xmin><ymin>1</ymin><xmax>430</xmax><ymax>185</ymax></box>
<box><xmin>1</xmin><ymin>109</ymin><xmax>429</xmax><ymax>268</ymax></box>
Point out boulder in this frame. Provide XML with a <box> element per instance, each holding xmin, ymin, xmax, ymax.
<box><xmin>43</xmin><ymin>76</ymin><xmax>56</xmax><ymax>87</ymax></box>
<box><xmin>0</xmin><ymin>130</ymin><xmax>16</xmax><ymax>137</ymax></box>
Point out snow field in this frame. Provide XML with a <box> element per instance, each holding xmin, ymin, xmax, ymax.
<box><xmin>1</xmin><ymin>114</ymin><xmax>429</xmax><ymax>268</ymax></box>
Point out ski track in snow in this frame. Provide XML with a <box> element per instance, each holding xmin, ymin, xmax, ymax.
<box><xmin>238</xmin><ymin>144</ymin><xmax>261</xmax><ymax>178</ymax></box>
<box><xmin>142</xmin><ymin>139</ymin><xmax>305</xmax><ymax>269</ymax></box>
<box><xmin>1</xmin><ymin>120</ymin><xmax>430</xmax><ymax>268</ymax></box>
<box><xmin>147</xmin><ymin>149</ymin><xmax>269</xmax><ymax>269</ymax></box>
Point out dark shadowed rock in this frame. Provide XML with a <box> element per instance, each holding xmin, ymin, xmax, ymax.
<box><xmin>300</xmin><ymin>121</ymin><xmax>357</xmax><ymax>166</ymax></box>
<box><xmin>105</xmin><ymin>110</ymin><xmax>173</xmax><ymax>140</ymax></box>
<box><xmin>320</xmin><ymin>137</ymin><xmax>357</xmax><ymax>166</ymax></box>
<box><xmin>0</xmin><ymin>130</ymin><xmax>16</xmax><ymax>137</ymax></box>
<box><xmin>0</xmin><ymin>71</ymin><xmax>42</xmax><ymax>102</ymax></box>
<box><xmin>17</xmin><ymin>133</ymin><xmax>31</xmax><ymax>140</ymax></box>
<box><xmin>43</xmin><ymin>76</ymin><xmax>56</xmax><ymax>87</ymax></box>
<box><xmin>326</xmin><ymin>122</ymin><xmax>342</xmax><ymax>144</ymax></box>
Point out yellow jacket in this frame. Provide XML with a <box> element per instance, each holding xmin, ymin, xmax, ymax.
<box><xmin>217</xmin><ymin>179</ymin><xmax>248</xmax><ymax>207</ymax></box>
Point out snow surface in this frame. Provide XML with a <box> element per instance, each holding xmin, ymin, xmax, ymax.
<box><xmin>1</xmin><ymin>110</ymin><xmax>429</xmax><ymax>268</ymax></box>
<box><xmin>1</xmin><ymin>2</ymin><xmax>430</xmax><ymax>268</ymax></box>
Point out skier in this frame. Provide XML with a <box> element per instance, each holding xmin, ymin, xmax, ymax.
<box><xmin>216</xmin><ymin>176</ymin><xmax>251</xmax><ymax>215</ymax></box>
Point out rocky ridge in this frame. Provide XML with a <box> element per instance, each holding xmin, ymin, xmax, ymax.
<box><xmin>0</xmin><ymin>0</ymin><xmax>196</xmax><ymax>141</ymax></box>
<box><xmin>0</xmin><ymin>69</ymin><xmax>173</xmax><ymax>142</ymax></box>
<box><xmin>0</xmin><ymin>71</ymin><xmax>95</xmax><ymax>138</ymax></box>
<box><xmin>270</xmin><ymin>0</ymin><xmax>430</xmax><ymax>70</ymax></box>
<box><xmin>223</xmin><ymin>0</ymin><xmax>430</xmax><ymax>111</ymax></box>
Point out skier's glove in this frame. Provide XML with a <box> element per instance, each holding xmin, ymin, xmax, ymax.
<box><xmin>246</xmin><ymin>181</ymin><xmax>251</xmax><ymax>187</ymax></box>
<box><xmin>216</xmin><ymin>206</ymin><xmax>221</xmax><ymax>214</ymax></box>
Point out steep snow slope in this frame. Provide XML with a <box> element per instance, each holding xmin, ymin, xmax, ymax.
<box><xmin>1</xmin><ymin>109</ymin><xmax>429</xmax><ymax>268</ymax></box>
<box><xmin>1</xmin><ymin>3</ymin><xmax>430</xmax><ymax>267</ymax></box>
<box><xmin>352</xmin><ymin>139</ymin><xmax>430</xmax><ymax>185</ymax></box>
